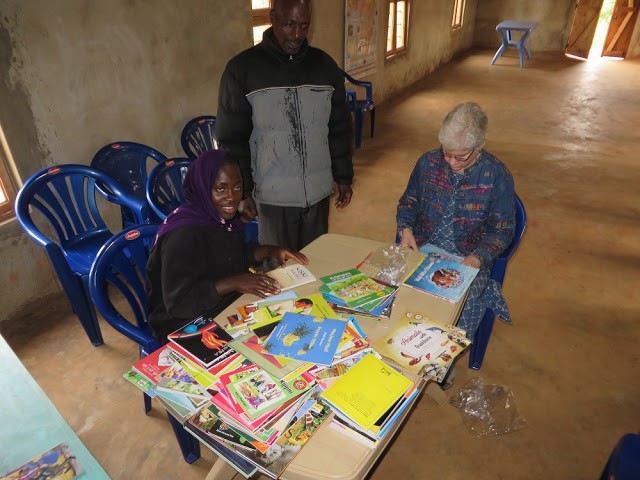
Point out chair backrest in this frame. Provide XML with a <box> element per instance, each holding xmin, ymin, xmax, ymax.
<box><xmin>180</xmin><ymin>115</ymin><xmax>218</xmax><ymax>159</ymax></box>
<box><xmin>340</xmin><ymin>69</ymin><xmax>374</xmax><ymax>105</ymax></box>
<box><xmin>146</xmin><ymin>158</ymin><xmax>193</xmax><ymax>220</ymax></box>
<box><xmin>15</xmin><ymin>164</ymin><xmax>147</xmax><ymax>251</ymax></box>
<box><xmin>89</xmin><ymin>224</ymin><xmax>162</xmax><ymax>353</ymax></box>
<box><xmin>490</xmin><ymin>194</ymin><xmax>527</xmax><ymax>285</ymax></box>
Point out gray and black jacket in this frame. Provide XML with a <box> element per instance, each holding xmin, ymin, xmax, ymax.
<box><xmin>217</xmin><ymin>28</ymin><xmax>353</xmax><ymax>208</ymax></box>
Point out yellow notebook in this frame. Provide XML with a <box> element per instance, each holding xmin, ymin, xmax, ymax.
<box><xmin>320</xmin><ymin>353</ymin><xmax>413</xmax><ymax>430</ymax></box>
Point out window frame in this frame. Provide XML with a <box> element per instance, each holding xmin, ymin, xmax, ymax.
<box><xmin>0</xmin><ymin>154</ymin><xmax>17</xmax><ymax>221</ymax></box>
<box><xmin>451</xmin><ymin>0</ymin><xmax>465</xmax><ymax>30</ymax></box>
<box><xmin>386</xmin><ymin>0</ymin><xmax>410</xmax><ymax>58</ymax></box>
<box><xmin>252</xmin><ymin>2</ymin><xmax>271</xmax><ymax>45</ymax></box>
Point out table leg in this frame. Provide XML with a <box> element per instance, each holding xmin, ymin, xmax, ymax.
<box><xmin>491</xmin><ymin>44</ymin><xmax>507</xmax><ymax>65</ymax></box>
<box><xmin>205</xmin><ymin>458</ymin><xmax>237</xmax><ymax>480</ymax></box>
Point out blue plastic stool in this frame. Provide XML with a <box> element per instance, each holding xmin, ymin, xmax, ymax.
<box><xmin>600</xmin><ymin>433</ymin><xmax>640</xmax><ymax>480</ymax></box>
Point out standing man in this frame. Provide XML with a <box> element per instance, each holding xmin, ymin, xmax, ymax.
<box><xmin>217</xmin><ymin>0</ymin><xmax>353</xmax><ymax>251</ymax></box>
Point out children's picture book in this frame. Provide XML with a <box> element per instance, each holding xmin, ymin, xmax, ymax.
<box><xmin>265</xmin><ymin>263</ymin><xmax>316</xmax><ymax>291</ymax></box>
<box><xmin>320</xmin><ymin>352</ymin><xmax>414</xmax><ymax>431</ymax></box>
<box><xmin>131</xmin><ymin>345</ymin><xmax>174</xmax><ymax>383</ymax></box>
<box><xmin>373</xmin><ymin>310</ymin><xmax>471</xmax><ymax>382</ymax></box>
<box><xmin>1</xmin><ymin>443</ymin><xmax>83</xmax><ymax>480</ymax></box>
<box><xmin>261</xmin><ymin>312</ymin><xmax>348</xmax><ymax>366</ymax></box>
<box><xmin>250</xmin><ymin>292</ymin><xmax>339</xmax><ymax>325</ymax></box>
<box><xmin>167</xmin><ymin>316</ymin><xmax>235</xmax><ymax>368</ymax></box>
<box><xmin>229</xmin><ymin>332</ymin><xmax>309</xmax><ymax>380</ymax></box>
<box><xmin>403</xmin><ymin>245</ymin><xmax>479</xmax><ymax>303</ymax></box>
<box><xmin>123</xmin><ymin>369</ymin><xmax>157</xmax><ymax>397</ymax></box>
<box><xmin>319</xmin><ymin>269</ymin><xmax>396</xmax><ymax>310</ymax></box>
<box><xmin>226</xmin><ymin>368</ymin><xmax>313</xmax><ymax>420</ymax></box>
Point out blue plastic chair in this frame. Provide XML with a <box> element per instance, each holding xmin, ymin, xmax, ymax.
<box><xmin>146</xmin><ymin>156</ymin><xmax>259</xmax><ymax>244</ymax></box>
<box><xmin>394</xmin><ymin>194</ymin><xmax>526</xmax><ymax>369</ymax></box>
<box><xmin>341</xmin><ymin>70</ymin><xmax>375</xmax><ymax>149</ymax></box>
<box><xmin>88</xmin><ymin>224</ymin><xmax>200</xmax><ymax>463</ymax></box>
<box><xmin>146</xmin><ymin>158</ymin><xmax>193</xmax><ymax>220</ymax></box>
<box><xmin>91</xmin><ymin>141</ymin><xmax>167</xmax><ymax>227</ymax></box>
<box><xmin>180</xmin><ymin>115</ymin><xmax>218</xmax><ymax>159</ymax></box>
<box><xmin>469</xmin><ymin>194</ymin><xmax>527</xmax><ymax>369</ymax></box>
<box><xmin>15</xmin><ymin>164</ymin><xmax>148</xmax><ymax>346</ymax></box>
<box><xmin>600</xmin><ymin>433</ymin><xmax>640</xmax><ymax>480</ymax></box>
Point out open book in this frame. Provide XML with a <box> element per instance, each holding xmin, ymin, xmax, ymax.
<box><xmin>402</xmin><ymin>243</ymin><xmax>479</xmax><ymax>303</ymax></box>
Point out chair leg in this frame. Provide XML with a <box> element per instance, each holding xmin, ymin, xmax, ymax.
<box><xmin>354</xmin><ymin>110</ymin><xmax>363</xmax><ymax>149</ymax></box>
<box><xmin>491</xmin><ymin>44</ymin><xmax>507</xmax><ymax>65</ymax></box>
<box><xmin>167</xmin><ymin>412</ymin><xmax>201</xmax><ymax>464</ymax></box>
<box><xmin>370</xmin><ymin>107</ymin><xmax>376</xmax><ymax>138</ymax></box>
<box><xmin>469</xmin><ymin>309</ymin><xmax>496</xmax><ymax>370</ymax></box>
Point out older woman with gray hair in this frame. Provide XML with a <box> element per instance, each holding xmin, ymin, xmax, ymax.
<box><xmin>396</xmin><ymin>102</ymin><xmax>515</xmax><ymax>387</ymax></box>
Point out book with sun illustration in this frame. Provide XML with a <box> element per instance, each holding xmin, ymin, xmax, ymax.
<box><xmin>261</xmin><ymin>312</ymin><xmax>348</xmax><ymax>367</ymax></box>
<box><xmin>167</xmin><ymin>316</ymin><xmax>235</xmax><ymax>368</ymax></box>
<box><xmin>372</xmin><ymin>310</ymin><xmax>471</xmax><ymax>382</ymax></box>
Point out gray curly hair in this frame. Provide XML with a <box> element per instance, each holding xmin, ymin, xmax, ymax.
<box><xmin>438</xmin><ymin>102</ymin><xmax>488</xmax><ymax>151</ymax></box>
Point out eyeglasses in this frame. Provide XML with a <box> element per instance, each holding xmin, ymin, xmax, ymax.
<box><xmin>440</xmin><ymin>147</ymin><xmax>476</xmax><ymax>162</ymax></box>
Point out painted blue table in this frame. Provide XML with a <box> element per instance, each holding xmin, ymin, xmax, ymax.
<box><xmin>490</xmin><ymin>20</ymin><xmax>538</xmax><ymax>68</ymax></box>
<box><xmin>0</xmin><ymin>334</ymin><xmax>111</xmax><ymax>478</ymax></box>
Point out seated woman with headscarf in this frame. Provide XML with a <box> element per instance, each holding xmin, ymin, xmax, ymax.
<box><xmin>146</xmin><ymin>150</ymin><xmax>308</xmax><ymax>342</ymax></box>
<box><xmin>396</xmin><ymin>102</ymin><xmax>515</xmax><ymax>386</ymax></box>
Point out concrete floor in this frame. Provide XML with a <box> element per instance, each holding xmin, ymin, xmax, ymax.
<box><xmin>3</xmin><ymin>48</ymin><xmax>640</xmax><ymax>480</ymax></box>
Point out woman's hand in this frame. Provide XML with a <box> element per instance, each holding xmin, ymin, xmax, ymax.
<box><xmin>461</xmin><ymin>255</ymin><xmax>482</xmax><ymax>269</ymax></box>
<box><xmin>399</xmin><ymin>228</ymin><xmax>419</xmax><ymax>251</ymax></box>
<box><xmin>254</xmin><ymin>246</ymin><xmax>309</xmax><ymax>266</ymax></box>
<box><xmin>215</xmin><ymin>273</ymin><xmax>281</xmax><ymax>299</ymax></box>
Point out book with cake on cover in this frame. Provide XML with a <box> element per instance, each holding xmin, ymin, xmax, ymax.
<box><xmin>167</xmin><ymin>316</ymin><xmax>235</xmax><ymax>368</ymax></box>
<box><xmin>265</xmin><ymin>263</ymin><xmax>316</xmax><ymax>291</ymax></box>
<box><xmin>402</xmin><ymin>244</ymin><xmax>479</xmax><ymax>303</ymax></box>
<box><xmin>373</xmin><ymin>310</ymin><xmax>471</xmax><ymax>382</ymax></box>
<box><xmin>261</xmin><ymin>312</ymin><xmax>348</xmax><ymax>367</ymax></box>
<box><xmin>319</xmin><ymin>268</ymin><xmax>396</xmax><ymax>310</ymax></box>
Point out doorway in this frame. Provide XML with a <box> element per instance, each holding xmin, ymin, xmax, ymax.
<box><xmin>566</xmin><ymin>0</ymin><xmax>640</xmax><ymax>60</ymax></box>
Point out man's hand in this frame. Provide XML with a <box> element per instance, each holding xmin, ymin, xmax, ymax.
<box><xmin>238</xmin><ymin>197</ymin><xmax>258</xmax><ymax>221</ymax></box>
<box><xmin>335</xmin><ymin>184</ymin><xmax>353</xmax><ymax>209</ymax></box>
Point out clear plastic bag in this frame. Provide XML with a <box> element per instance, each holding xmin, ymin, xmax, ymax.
<box><xmin>358</xmin><ymin>243</ymin><xmax>411</xmax><ymax>286</ymax></box>
<box><xmin>448</xmin><ymin>377</ymin><xmax>527</xmax><ymax>437</ymax></box>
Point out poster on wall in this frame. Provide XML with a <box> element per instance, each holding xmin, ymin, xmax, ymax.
<box><xmin>344</xmin><ymin>0</ymin><xmax>378</xmax><ymax>77</ymax></box>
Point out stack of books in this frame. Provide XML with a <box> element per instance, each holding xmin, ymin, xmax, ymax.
<box><xmin>320</xmin><ymin>352</ymin><xmax>419</xmax><ymax>448</ymax></box>
<box><xmin>319</xmin><ymin>268</ymin><xmax>398</xmax><ymax>319</ymax></box>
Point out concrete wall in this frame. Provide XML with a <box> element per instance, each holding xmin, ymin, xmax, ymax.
<box><xmin>474</xmin><ymin>0</ymin><xmax>576</xmax><ymax>51</ymax></box>
<box><xmin>0</xmin><ymin>0</ymin><xmax>478</xmax><ymax>325</ymax></box>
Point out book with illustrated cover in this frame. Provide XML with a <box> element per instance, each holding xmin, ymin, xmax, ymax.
<box><xmin>320</xmin><ymin>353</ymin><xmax>414</xmax><ymax>431</ymax></box>
<box><xmin>319</xmin><ymin>268</ymin><xmax>396</xmax><ymax>310</ymax></box>
<box><xmin>123</xmin><ymin>369</ymin><xmax>157</xmax><ymax>397</ymax></box>
<box><xmin>373</xmin><ymin>310</ymin><xmax>471</xmax><ymax>382</ymax></box>
<box><xmin>403</xmin><ymin>245</ymin><xmax>479</xmax><ymax>303</ymax></box>
<box><xmin>167</xmin><ymin>316</ymin><xmax>235</xmax><ymax>368</ymax></box>
<box><xmin>261</xmin><ymin>312</ymin><xmax>348</xmax><ymax>367</ymax></box>
<box><xmin>1</xmin><ymin>443</ymin><xmax>83</xmax><ymax>480</ymax></box>
<box><xmin>265</xmin><ymin>263</ymin><xmax>316</xmax><ymax>291</ymax></box>
<box><xmin>132</xmin><ymin>345</ymin><xmax>174</xmax><ymax>383</ymax></box>
<box><xmin>250</xmin><ymin>292</ymin><xmax>339</xmax><ymax>326</ymax></box>
<box><xmin>226</xmin><ymin>369</ymin><xmax>314</xmax><ymax>420</ymax></box>
<box><xmin>229</xmin><ymin>332</ymin><xmax>310</xmax><ymax>380</ymax></box>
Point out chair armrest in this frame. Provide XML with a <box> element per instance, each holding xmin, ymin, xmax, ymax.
<box><xmin>345</xmin><ymin>89</ymin><xmax>357</xmax><ymax>109</ymax></box>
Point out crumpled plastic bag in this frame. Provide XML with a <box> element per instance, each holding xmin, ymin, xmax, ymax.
<box><xmin>359</xmin><ymin>243</ymin><xmax>410</xmax><ymax>286</ymax></box>
<box><xmin>448</xmin><ymin>377</ymin><xmax>527</xmax><ymax>437</ymax></box>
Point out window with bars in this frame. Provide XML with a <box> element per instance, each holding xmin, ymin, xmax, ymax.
<box><xmin>452</xmin><ymin>0</ymin><xmax>465</xmax><ymax>29</ymax></box>
<box><xmin>252</xmin><ymin>0</ymin><xmax>271</xmax><ymax>45</ymax></box>
<box><xmin>386</xmin><ymin>0</ymin><xmax>409</xmax><ymax>57</ymax></box>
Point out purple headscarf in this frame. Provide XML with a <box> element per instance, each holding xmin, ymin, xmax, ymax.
<box><xmin>154</xmin><ymin>150</ymin><xmax>243</xmax><ymax>243</ymax></box>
